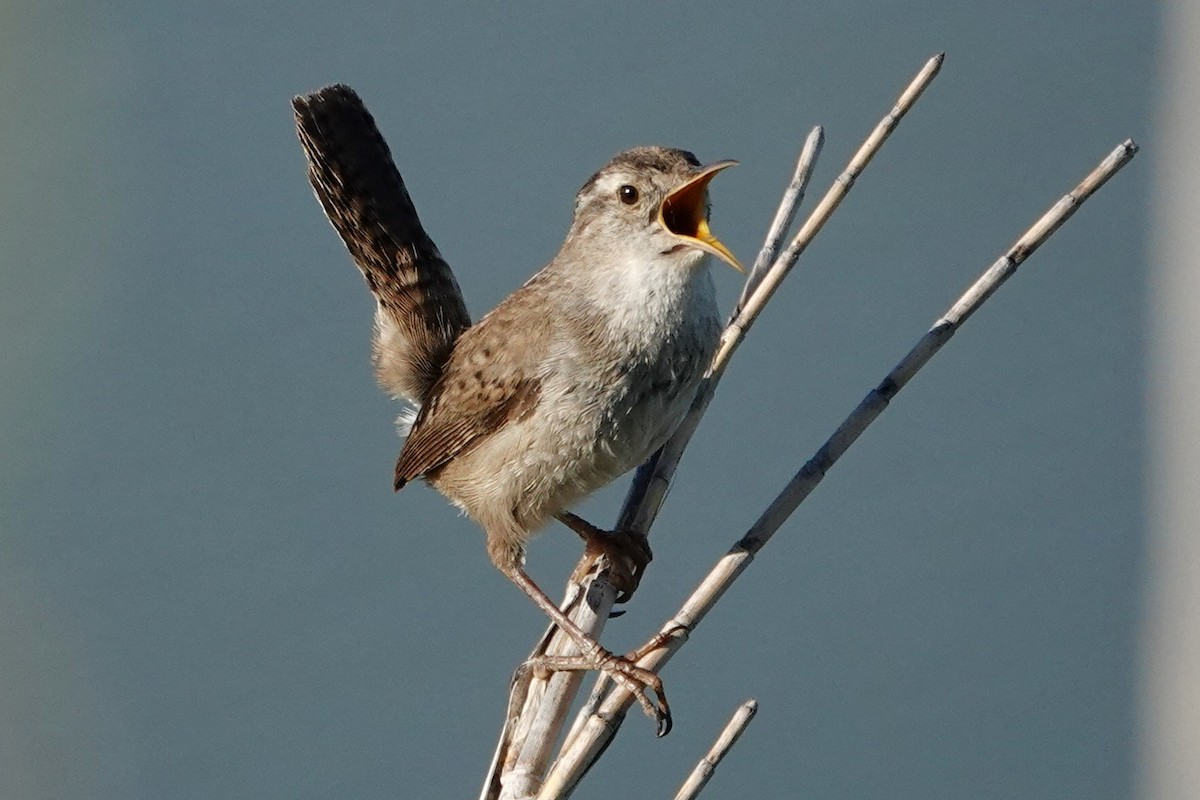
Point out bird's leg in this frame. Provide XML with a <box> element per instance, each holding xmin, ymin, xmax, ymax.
<box><xmin>499</xmin><ymin>562</ymin><xmax>673</xmax><ymax>736</ymax></box>
<box><xmin>555</xmin><ymin>510</ymin><xmax>652</xmax><ymax>603</ymax></box>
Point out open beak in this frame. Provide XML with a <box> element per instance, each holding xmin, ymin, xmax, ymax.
<box><xmin>658</xmin><ymin>159</ymin><xmax>743</xmax><ymax>273</ymax></box>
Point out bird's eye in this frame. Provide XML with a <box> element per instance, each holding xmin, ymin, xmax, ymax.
<box><xmin>618</xmin><ymin>184</ymin><xmax>639</xmax><ymax>205</ymax></box>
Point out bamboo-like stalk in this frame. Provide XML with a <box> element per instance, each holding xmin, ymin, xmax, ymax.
<box><xmin>487</xmin><ymin>54</ymin><xmax>946</xmax><ymax>800</ymax></box>
<box><xmin>488</xmin><ymin>125</ymin><xmax>823</xmax><ymax>800</ymax></box>
<box><xmin>620</xmin><ymin>52</ymin><xmax>943</xmax><ymax>540</ymax></box>
<box><xmin>672</xmin><ymin>700</ymin><xmax>759</xmax><ymax>800</ymax></box>
<box><xmin>535</xmin><ymin>138</ymin><xmax>1139</xmax><ymax>798</ymax></box>
<box><xmin>736</xmin><ymin>128</ymin><xmax>825</xmax><ymax>313</ymax></box>
<box><xmin>489</xmin><ymin>590</ymin><xmax>605</xmax><ymax>800</ymax></box>
<box><xmin>615</xmin><ymin>124</ymin><xmax>825</xmax><ymax>537</ymax></box>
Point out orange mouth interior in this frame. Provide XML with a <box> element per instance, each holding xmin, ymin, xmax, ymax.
<box><xmin>658</xmin><ymin>164</ymin><xmax>743</xmax><ymax>272</ymax></box>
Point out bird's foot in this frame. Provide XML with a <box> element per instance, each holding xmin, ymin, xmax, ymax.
<box><xmin>501</xmin><ymin>564</ymin><xmax>684</xmax><ymax>735</ymax></box>
<box><xmin>529</xmin><ymin>634</ymin><xmax>678</xmax><ymax>736</ymax></box>
<box><xmin>556</xmin><ymin>511</ymin><xmax>652</xmax><ymax>603</ymax></box>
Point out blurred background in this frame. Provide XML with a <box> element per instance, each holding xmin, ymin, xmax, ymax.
<box><xmin>2</xmin><ymin>2</ymin><xmax>1186</xmax><ymax>798</ymax></box>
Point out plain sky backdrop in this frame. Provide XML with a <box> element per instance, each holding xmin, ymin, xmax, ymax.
<box><xmin>1</xmin><ymin>2</ymin><xmax>1164</xmax><ymax>799</ymax></box>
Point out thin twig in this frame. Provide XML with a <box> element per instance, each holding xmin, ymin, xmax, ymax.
<box><xmin>543</xmin><ymin>55</ymin><xmax>943</xmax><ymax>780</ymax></box>
<box><xmin>486</xmin><ymin>123</ymin><xmax>828</xmax><ymax>800</ymax></box>
<box><xmin>491</xmin><ymin>124</ymin><xmax>819</xmax><ymax>795</ymax></box>
<box><xmin>498</xmin><ymin>54</ymin><xmax>944</xmax><ymax>800</ymax></box>
<box><xmin>489</xmin><ymin>585</ymin><xmax>607</xmax><ymax>800</ymax></box>
<box><xmin>537</xmin><ymin>138</ymin><xmax>1139</xmax><ymax>798</ymax></box>
<box><xmin>673</xmin><ymin>700</ymin><xmax>759</xmax><ymax>800</ymax></box>
<box><xmin>737</xmin><ymin>127</ymin><xmax>825</xmax><ymax>312</ymax></box>
<box><xmin>620</xmin><ymin>52</ymin><xmax>943</xmax><ymax>544</ymax></box>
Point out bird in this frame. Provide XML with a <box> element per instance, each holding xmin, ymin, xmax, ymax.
<box><xmin>293</xmin><ymin>85</ymin><xmax>741</xmax><ymax>735</ymax></box>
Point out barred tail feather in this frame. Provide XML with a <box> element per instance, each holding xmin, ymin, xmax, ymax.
<box><xmin>293</xmin><ymin>84</ymin><xmax>471</xmax><ymax>404</ymax></box>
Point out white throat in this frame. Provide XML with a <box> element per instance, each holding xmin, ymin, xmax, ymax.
<box><xmin>583</xmin><ymin>250</ymin><xmax>718</xmax><ymax>355</ymax></box>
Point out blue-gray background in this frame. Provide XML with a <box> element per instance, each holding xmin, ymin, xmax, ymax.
<box><xmin>1</xmin><ymin>3</ymin><xmax>1153</xmax><ymax>798</ymax></box>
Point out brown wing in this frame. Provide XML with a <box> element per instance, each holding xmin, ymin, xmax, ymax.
<box><xmin>293</xmin><ymin>84</ymin><xmax>471</xmax><ymax>404</ymax></box>
<box><xmin>393</xmin><ymin>354</ymin><xmax>542</xmax><ymax>490</ymax></box>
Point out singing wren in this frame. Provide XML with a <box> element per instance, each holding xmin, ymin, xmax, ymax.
<box><xmin>294</xmin><ymin>85</ymin><xmax>741</xmax><ymax>734</ymax></box>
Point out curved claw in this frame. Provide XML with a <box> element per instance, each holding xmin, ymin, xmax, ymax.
<box><xmin>530</xmin><ymin>646</ymin><xmax>673</xmax><ymax>736</ymax></box>
<box><xmin>622</xmin><ymin>662</ymin><xmax>672</xmax><ymax>737</ymax></box>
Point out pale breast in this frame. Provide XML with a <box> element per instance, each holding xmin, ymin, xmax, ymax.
<box><xmin>516</xmin><ymin>263</ymin><xmax>720</xmax><ymax>523</ymax></box>
<box><xmin>431</xmin><ymin>261</ymin><xmax>720</xmax><ymax>536</ymax></box>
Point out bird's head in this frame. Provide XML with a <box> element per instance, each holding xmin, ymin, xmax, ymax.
<box><xmin>568</xmin><ymin>146</ymin><xmax>742</xmax><ymax>274</ymax></box>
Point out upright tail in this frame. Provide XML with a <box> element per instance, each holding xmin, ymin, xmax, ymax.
<box><xmin>293</xmin><ymin>84</ymin><xmax>470</xmax><ymax>404</ymax></box>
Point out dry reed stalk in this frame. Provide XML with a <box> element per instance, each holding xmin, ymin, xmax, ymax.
<box><xmin>488</xmin><ymin>53</ymin><xmax>946</xmax><ymax>800</ymax></box>
<box><xmin>672</xmin><ymin>700</ymin><xmax>759</xmax><ymax>800</ymax></box>
<box><xmin>535</xmin><ymin>138</ymin><xmax>1138</xmax><ymax>799</ymax></box>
